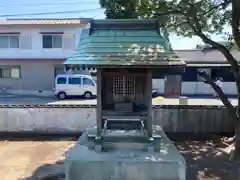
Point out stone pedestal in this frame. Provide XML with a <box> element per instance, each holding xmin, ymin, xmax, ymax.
<box><xmin>65</xmin><ymin>127</ymin><xmax>186</xmax><ymax>180</ymax></box>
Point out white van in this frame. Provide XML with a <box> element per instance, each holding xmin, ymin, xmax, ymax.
<box><xmin>53</xmin><ymin>74</ymin><xmax>96</xmax><ymax>99</ymax></box>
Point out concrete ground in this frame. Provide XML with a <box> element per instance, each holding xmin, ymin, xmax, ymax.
<box><xmin>0</xmin><ymin>137</ymin><xmax>238</xmax><ymax>180</ymax></box>
<box><xmin>0</xmin><ymin>96</ymin><xmax>238</xmax><ymax>105</ymax></box>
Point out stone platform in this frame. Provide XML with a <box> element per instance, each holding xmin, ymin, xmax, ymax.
<box><xmin>65</xmin><ymin>126</ymin><xmax>186</xmax><ymax>180</ymax></box>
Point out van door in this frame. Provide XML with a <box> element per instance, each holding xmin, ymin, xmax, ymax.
<box><xmin>82</xmin><ymin>77</ymin><xmax>96</xmax><ymax>95</ymax></box>
<box><xmin>67</xmin><ymin>77</ymin><xmax>83</xmax><ymax>96</ymax></box>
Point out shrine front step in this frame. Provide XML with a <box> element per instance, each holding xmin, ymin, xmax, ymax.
<box><xmin>66</xmin><ymin>160</ymin><xmax>185</xmax><ymax>180</ymax></box>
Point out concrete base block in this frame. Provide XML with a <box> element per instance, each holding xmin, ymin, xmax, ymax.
<box><xmin>65</xmin><ymin>128</ymin><xmax>186</xmax><ymax>180</ymax></box>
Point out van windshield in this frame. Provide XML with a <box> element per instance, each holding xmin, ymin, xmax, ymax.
<box><xmin>57</xmin><ymin>77</ymin><xmax>66</xmax><ymax>84</ymax></box>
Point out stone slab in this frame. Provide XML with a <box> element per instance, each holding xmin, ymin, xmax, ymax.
<box><xmin>65</xmin><ymin>127</ymin><xmax>186</xmax><ymax>180</ymax></box>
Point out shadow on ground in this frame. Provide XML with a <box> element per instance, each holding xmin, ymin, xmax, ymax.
<box><xmin>0</xmin><ymin>133</ymin><xmax>80</xmax><ymax>141</ymax></box>
<box><xmin>175</xmin><ymin>139</ymin><xmax>240</xmax><ymax>180</ymax></box>
<box><xmin>21</xmin><ymin>137</ymin><xmax>73</xmax><ymax>180</ymax></box>
<box><xmin>24</xmin><ymin>163</ymin><xmax>65</xmax><ymax>180</ymax></box>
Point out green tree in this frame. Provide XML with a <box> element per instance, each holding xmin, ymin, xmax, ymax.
<box><xmin>139</xmin><ymin>0</ymin><xmax>240</xmax><ymax>159</ymax></box>
<box><xmin>100</xmin><ymin>0</ymin><xmax>240</xmax><ymax>159</ymax></box>
<box><xmin>99</xmin><ymin>0</ymin><xmax>139</xmax><ymax>19</ymax></box>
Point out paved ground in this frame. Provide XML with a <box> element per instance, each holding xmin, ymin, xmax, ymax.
<box><xmin>0</xmin><ymin>96</ymin><xmax>237</xmax><ymax>106</ymax></box>
<box><xmin>0</xmin><ymin>138</ymin><xmax>74</xmax><ymax>180</ymax></box>
<box><xmin>0</xmin><ymin>137</ymin><xmax>238</xmax><ymax>180</ymax></box>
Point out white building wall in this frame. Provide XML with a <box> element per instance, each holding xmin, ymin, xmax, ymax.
<box><xmin>181</xmin><ymin>82</ymin><xmax>237</xmax><ymax>95</ymax></box>
<box><xmin>153</xmin><ymin>80</ymin><xmax>237</xmax><ymax>96</ymax></box>
<box><xmin>0</xmin><ymin>26</ymin><xmax>82</xmax><ymax>59</ymax></box>
<box><xmin>0</xmin><ymin>61</ymin><xmax>62</xmax><ymax>92</ymax></box>
<box><xmin>0</xmin><ymin>24</ymin><xmax>84</xmax><ymax>94</ymax></box>
<box><xmin>176</xmin><ymin>50</ymin><xmax>240</xmax><ymax>62</ymax></box>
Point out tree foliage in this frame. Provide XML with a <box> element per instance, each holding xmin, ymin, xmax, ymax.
<box><xmin>135</xmin><ymin>0</ymin><xmax>240</xmax><ymax>145</ymax></box>
<box><xmin>99</xmin><ymin>0</ymin><xmax>139</xmax><ymax>19</ymax></box>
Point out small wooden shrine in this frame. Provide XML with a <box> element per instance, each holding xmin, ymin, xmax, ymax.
<box><xmin>65</xmin><ymin>19</ymin><xmax>185</xmax><ymax>151</ymax></box>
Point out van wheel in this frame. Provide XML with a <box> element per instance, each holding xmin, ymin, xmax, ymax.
<box><xmin>58</xmin><ymin>92</ymin><xmax>67</xmax><ymax>99</ymax></box>
<box><xmin>84</xmin><ymin>91</ymin><xmax>92</xmax><ymax>99</ymax></box>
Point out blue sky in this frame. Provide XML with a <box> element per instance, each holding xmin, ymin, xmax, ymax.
<box><xmin>0</xmin><ymin>0</ymin><xmax>228</xmax><ymax>50</ymax></box>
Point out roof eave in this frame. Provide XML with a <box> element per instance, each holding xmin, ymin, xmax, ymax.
<box><xmin>0</xmin><ymin>18</ymin><xmax>90</xmax><ymax>26</ymax></box>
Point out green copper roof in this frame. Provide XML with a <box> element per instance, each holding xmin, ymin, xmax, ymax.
<box><xmin>65</xmin><ymin>19</ymin><xmax>185</xmax><ymax>66</ymax></box>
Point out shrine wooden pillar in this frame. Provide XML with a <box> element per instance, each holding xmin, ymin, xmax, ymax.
<box><xmin>146</xmin><ymin>69</ymin><xmax>153</xmax><ymax>137</ymax></box>
<box><xmin>96</xmin><ymin>68</ymin><xmax>102</xmax><ymax>138</ymax></box>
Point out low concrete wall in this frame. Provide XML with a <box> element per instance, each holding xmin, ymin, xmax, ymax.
<box><xmin>0</xmin><ymin>108</ymin><xmax>95</xmax><ymax>133</ymax></box>
<box><xmin>0</xmin><ymin>105</ymin><xmax>234</xmax><ymax>134</ymax></box>
<box><xmin>153</xmin><ymin>107</ymin><xmax>233</xmax><ymax>133</ymax></box>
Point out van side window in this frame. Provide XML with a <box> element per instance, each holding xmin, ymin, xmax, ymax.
<box><xmin>69</xmin><ymin>77</ymin><xmax>81</xmax><ymax>84</ymax></box>
<box><xmin>57</xmin><ymin>77</ymin><xmax>66</xmax><ymax>84</ymax></box>
<box><xmin>83</xmin><ymin>78</ymin><xmax>94</xmax><ymax>86</ymax></box>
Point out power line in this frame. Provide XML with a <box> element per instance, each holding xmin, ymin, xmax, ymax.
<box><xmin>0</xmin><ymin>1</ymin><xmax>99</xmax><ymax>8</ymax></box>
<box><xmin>0</xmin><ymin>8</ymin><xmax>104</xmax><ymax>18</ymax></box>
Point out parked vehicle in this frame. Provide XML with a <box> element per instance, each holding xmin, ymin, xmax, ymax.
<box><xmin>53</xmin><ymin>74</ymin><xmax>96</xmax><ymax>99</ymax></box>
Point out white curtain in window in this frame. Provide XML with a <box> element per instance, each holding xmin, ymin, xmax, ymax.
<box><xmin>9</xmin><ymin>36</ymin><xmax>19</xmax><ymax>48</ymax></box>
<box><xmin>0</xmin><ymin>36</ymin><xmax>9</xmax><ymax>48</ymax></box>
<box><xmin>53</xmin><ymin>35</ymin><xmax>62</xmax><ymax>48</ymax></box>
<box><xmin>11</xmin><ymin>68</ymin><xmax>20</xmax><ymax>78</ymax></box>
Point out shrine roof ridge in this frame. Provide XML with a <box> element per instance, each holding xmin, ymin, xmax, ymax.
<box><xmin>89</xmin><ymin>19</ymin><xmax>161</xmax><ymax>32</ymax></box>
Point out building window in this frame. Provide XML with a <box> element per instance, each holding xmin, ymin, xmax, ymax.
<box><xmin>0</xmin><ymin>66</ymin><xmax>20</xmax><ymax>78</ymax></box>
<box><xmin>42</xmin><ymin>34</ymin><xmax>62</xmax><ymax>49</ymax></box>
<box><xmin>0</xmin><ymin>35</ymin><xmax>19</xmax><ymax>48</ymax></box>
